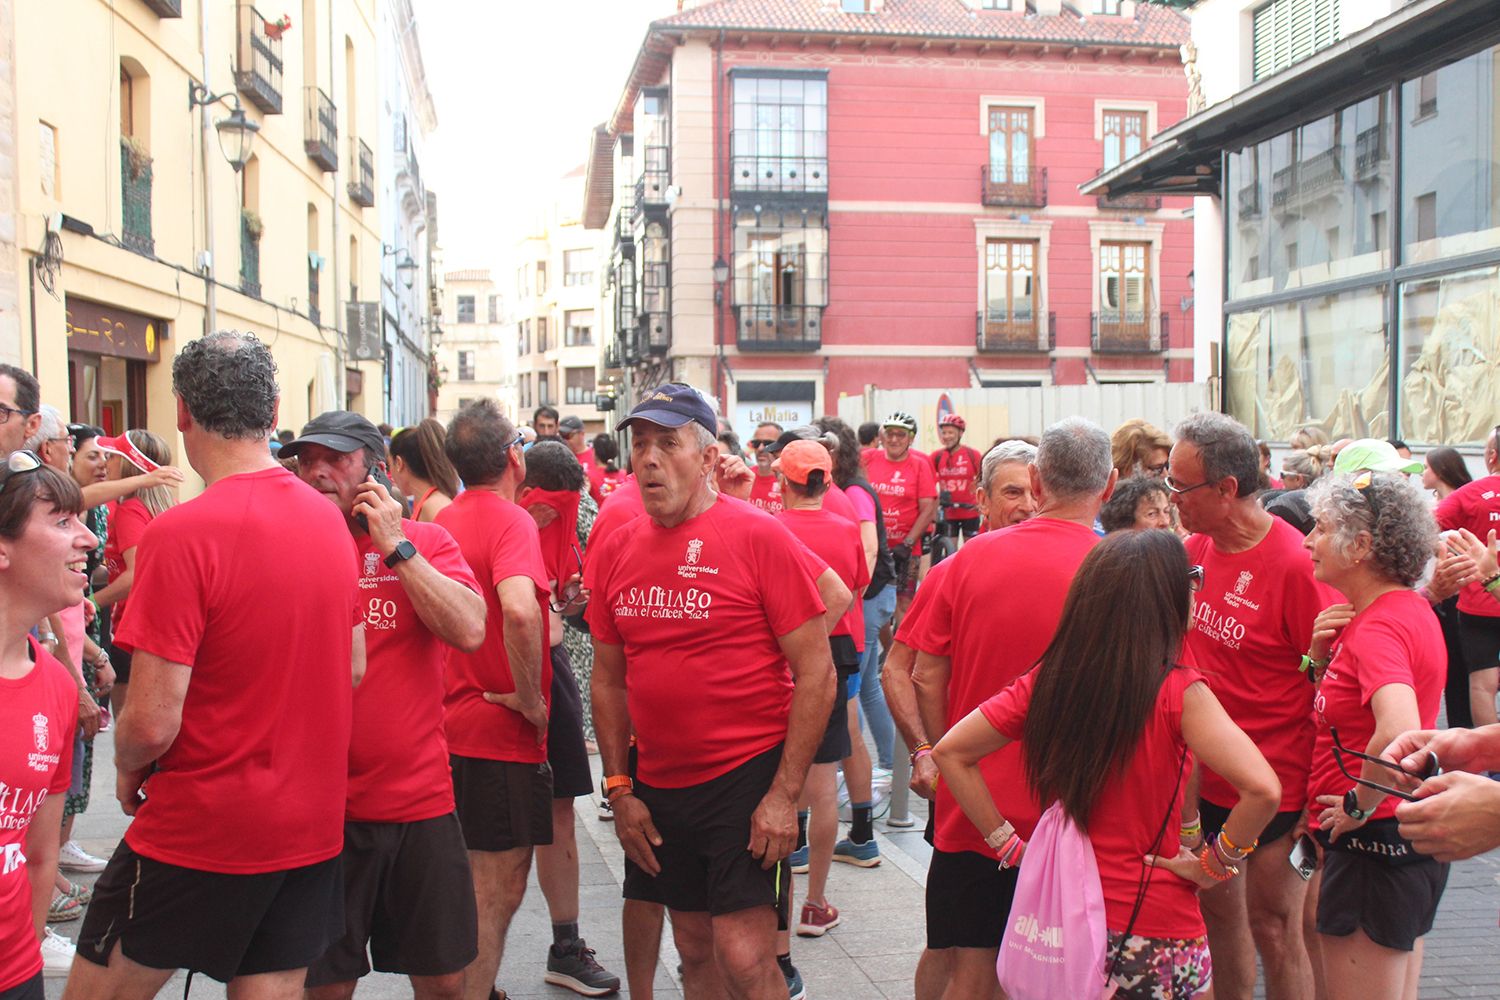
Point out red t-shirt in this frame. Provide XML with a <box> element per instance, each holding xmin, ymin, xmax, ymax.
<box><xmin>778</xmin><ymin>507</ymin><xmax>870</xmax><ymax>641</ymax></box>
<box><xmin>921</xmin><ymin>517</ymin><xmax>1100</xmax><ymax>854</ymax></box>
<box><xmin>588</xmin><ymin>476</ymin><xmax>645</xmax><ymax>555</ymax></box>
<box><xmin>589</xmin><ymin>466</ymin><xmax>629</xmax><ymax>507</ymax></box>
<box><xmin>1436</xmin><ymin>474</ymin><xmax>1500</xmax><ymax>616</ymax></box>
<box><xmin>749</xmin><ymin>472</ymin><xmax>784</xmax><ymax>516</ymax></box>
<box><xmin>115</xmin><ymin>467</ymin><xmax>358</xmax><ymax>874</ymax></box>
<box><xmin>586</xmin><ymin>495</ymin><xmax>826</xmax><ymax>788</ymax></box>
<box><xmin>894</xmin><ymin>556</ymin><xmax>955</xmax><ymax>653</ymax></box>
<box><xmin>932</xmin><ymin>446</ymin><xmax>983</xmax><ymax>522</ymax></box>
<box><xmin>822</xmin><ymin>483</ymin><xmax>857</xmax><ymax>525</ymax></box>
<box><xmin>981</xmin><ymin>665</ymin><xmax>1206</xmax><ymax>938</ymax></box>
<box><xmin>348</xmin><ymin>521</ymin><xmax>480</xmax><ymax>823</ymax></box>
<box><xmin>1184</xmin><ymin>518</ymin><xmax>1334</xmax><ymax>812</ymax></box>
<box><xmin>1308</xmin><ymin>589</ymin><xmax>1446</xmax><ymax>827</ymax></box>
<box><xmin>435</xmin><ymin>489</ymin><xmax>552</xmax><ymax>764</ymax></box>
<box><xmin>103</xmin><ymin>497</ymin><xmax>153</xmax><ymax>630</ymax></box>
<box><xmin>865</xmin><ymin>449</ymin><xmax>937</xmax><ymax>543</ymax></box>
<box><xmin>576</xmin><ymin>446</ymin><xmax>597</xmax><ymax>471</ymax></box>
<box><xmin>0</xmin><ymin>642</ymin><xmax>76</xmax><ymax>992</ymax></box>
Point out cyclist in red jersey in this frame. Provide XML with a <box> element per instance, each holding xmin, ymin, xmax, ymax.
<box><xmin>865</xmin><ymin>413</ymin><xmax>937</xmax><ymax>619</ymax></box>
<box><xmin>931</xmin><ymin>414</ymin><xmax>983</xmax><ymax>543</ymax></box>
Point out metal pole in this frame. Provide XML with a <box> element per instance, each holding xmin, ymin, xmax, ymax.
<box><xmin>886</xmin><ymin>747</ymin><xmax>914</xmax><ymax>828</ymax></box>
<box><xmin>199</xmin><ymin>2</ymin><xmax>217</xmax><ymax>333</ymax></box>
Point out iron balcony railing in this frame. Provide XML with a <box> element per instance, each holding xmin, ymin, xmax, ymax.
<box><xmin>348</xmin><ymin>138</ymin><xmax>375</xmax><ymax>207</ymax></box>
<box><xmin>1091</xmin><ymin>311</ymin><xmax>1169</xmax><ymax>353</ymax></box>
<box><xmin>304</xmin><ymin>86</ymin><xmax>338</xmax><ymax>173</ymax></box>
<box><xmin>975</xmin><ymin>311</ymin><xmax>1054</xmax><ymax>353</ymax></box>
<box><xmin>1096</xmin><ymin>191</ymin><xmax>1163</xmax><ymax>211</ymax></box>
<box><xmin>1271</xmin><ymin>146</ymin><xmax>1344</xmax><ymax>212</ymax></box>
<box><xmin>240</xmin><ymin>218</ymin><xmax>261</xmax><ymax>299</ymax></box>
<box><xmin>981</xmin><ymin>165</ymin><xmax>1047</xmax><ymax>209</ymax></box>
<box><xmin>120</xmin><ymin>141</ymin><xmax>154</xmax><ymax>256</ymax></box>
<box><xmin>734</xmin><ymin>304</ymin><xmax>822</xmax><ymax>352</ymax></box>
<box><xmin>632</xmin><ymin>145</ymin><xmax>669</xmax><ymax>222</ymax></box>
<box><xmin>1355</xmin><ymin>126</ymin><xmax>1389</xmax><ymax>178</ymax></box>
<box><xmin>1237</xmin><ymin>183</ymin><xmax>1262</xmax><ymax>219</ymax></box>
<box><xmin>729</xmin><ymin>133</ymin><xmax>828</xmax><ymax>194</ymax></box>
<box><xmin>235</xmin><ymin>4</ymin><xmax>283</xmax><ymax>114</ymax></box>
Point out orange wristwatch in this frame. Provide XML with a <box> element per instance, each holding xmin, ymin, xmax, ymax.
<box><xmin>601</xmin><ymin>775</ymin><xmax>634</xmax><ymax>802</ymax></box>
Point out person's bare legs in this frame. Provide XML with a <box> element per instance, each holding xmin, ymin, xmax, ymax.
<box><xmin>622</xmin><ymin>898</ymin><xmax>665</xmax><ymax>998</ymax></box>
<box><xmin>1320</xmin><ymin>928</ymin><xmax>1421</xmax><ymax>1000</ymax></box>
<box><xmin>841</xmin><ymin>698</ymin><xmax>873</xmax><ymax>813</ymax></box>
<box><xmin>61</xmin><ymin>941</ymin><xmax>174</xmax><ymax>1000</ymax></box>
<box><xmin>1200</xmin><ymin>862</ymin><xmax>1257</xmax><ymax>1000</ymax></box>
<box><xmin>1246</xmin><ymin>832</ymin><xmax>1313</xmax><ymax>999</ymax></box>
<box><xmin>914</xmin><ymin>948</ymin><xmax>954</xmax><ymax>1000</ymax></box>
<box><xmin>464</xmin><ymin>846</ymin><xmax>533</xmax><ymax>1000</ymax></box>
<box><xmin>802</xmin><ymin>763</ymin><xmax>839</xmax><ymax>912</ymax></box>
<box><xmin>1304</xmin><ymin>867</ymin><xmax>1328</xmax><ymax>1000</ymax></box>
<box><xmin>225</xmin><ymin>968</ymin><xmax>309</xmax><ymax>1000</ymax></box>
<box><xmin>711</xmin><ymin>906</ymin><xmax>783</xmax><ymax>1000</ymax></box>
<box><xmin>940</xmin><ymin>947</ymin><xmax>1001</xmax><ymax>1000</ymax></box>
<box><xmin>670</xmin><ymin>910</ymin><xmax>723</xmax><ymax>999</ymax></box>
<box><xmin>1470</xmin><ymin>667</ymin><xmax>1498</xmax><ymax>728</ymax></box>
<box><xmin>535</xmin><ymin>798</ymin><xmax>580</xmax><ymax>926</ymax></box>
<box><xmin>306</xmin><ymin>973</ymin><xmax>463</xmax><ymax>1000</ymax></box>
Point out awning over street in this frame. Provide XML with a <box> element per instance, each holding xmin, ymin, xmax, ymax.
<box><xmin>1082</xmin><ymin>0</ymin><xmax>1500</xmax><ymax>199</ymax></box>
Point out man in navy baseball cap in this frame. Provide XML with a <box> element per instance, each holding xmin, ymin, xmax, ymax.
<box><xmin>619</xmin><ymin>383</ymin><xmax>718</xmax><ymax>435</ymax></box>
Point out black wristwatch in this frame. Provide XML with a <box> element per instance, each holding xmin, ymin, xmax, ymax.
<box><xmin>384</xmin><ymin>539</ymin><xmax>418</xmax><ymax>568</ymax></box>
<box><xmin>1342</xmin><ymin>788</ymin><xmax>1371</xmax><ymax>821</ymax></box>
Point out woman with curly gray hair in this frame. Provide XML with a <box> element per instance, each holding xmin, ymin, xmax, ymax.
<box><xmin>1299</xmin><ymin>472</ymin><xmax>1448</xmax><ymax>1000</ymax></box>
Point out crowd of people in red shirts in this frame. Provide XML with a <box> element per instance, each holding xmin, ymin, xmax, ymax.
<box><xmin>3</xmin><ymin>342</ymin><xmax>1500</xmax><ymax>1000</ymax></box>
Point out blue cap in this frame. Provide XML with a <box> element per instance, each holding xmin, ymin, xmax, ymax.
<box><xmin>620</xmin><ymin>383</ymin><xmax>717</xmax><ymax>435</ymax></box>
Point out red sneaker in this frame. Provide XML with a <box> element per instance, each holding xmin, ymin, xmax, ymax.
<box><xmin>796</xmin><ymin>899</ymin><xmax>841</xmax><ymax>937</ymax></box>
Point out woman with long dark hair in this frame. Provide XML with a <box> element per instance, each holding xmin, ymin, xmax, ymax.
<box><xmin>1421</xmin><ymin>447</ymin><xmax>1471</xmax><ymax>500</ymax></box>
<box><xmin>934</xmin><ymin>530</ymin><xmax>1280</xmax><ymax>999</ymax></box>
<box><xmin>388</xmin><ymin>418</ymin><xmax>461</xmax><ymax>522</ymax></box>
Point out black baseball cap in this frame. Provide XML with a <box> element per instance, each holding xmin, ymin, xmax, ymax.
<box><xmin>619</xmin><ymin>383</ymin><xmax>717</xmax><ymax>435</ymax></box>
<box><xmin>558</xmin><ymin>415</ymin><xmax>585</xmax><ymax>435</ymax></box>
<box><xmin>764</xmin><ymin>426</ymin><xmax>818</xmax><ymax>455</ymax></box>
<box><xmin>279</xmin><ymin>411</ymin><xmax>386</xmax><ymax>459</ymax></box>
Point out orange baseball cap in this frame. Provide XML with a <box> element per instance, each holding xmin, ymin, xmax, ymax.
<box><xmin>772</xmin><ymin>440</ymin><xmax>832</xmax><ymax>485</ymax></box>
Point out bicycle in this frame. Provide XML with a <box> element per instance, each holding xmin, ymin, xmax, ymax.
<box><xmin>929</xmin><ymin>489</ymin><xmax>978</xmax><ymax>567</ymax></box>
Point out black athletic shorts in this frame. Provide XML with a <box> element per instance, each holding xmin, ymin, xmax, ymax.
<box><xmin>1459</xmin><ymin>611</ymin><xmax>1500</xmax><ymax>674</ymax></box>
<box><xmin>813</xmin><ymin>673</ymin><xmax>851</xmax><ymax>765</ymax></box>
<box><xmin>450</xmin><ymin>755</ymin><xmax>553</xmax><ymax>852</ymax></box>
<box><xmin>548</xmin><ymin>645</ymin><xmax>594</xmax><ymax>799</ymax></box>
<box><xmin>75</xmin><ymin>840</ymin><xmax>343</xmax><ymax>983</ymax></box>
<box><xmin>623</xmin><ymin>744</ymin><xmax>790</xmax><ymax>916</ymax></box>
<box><xmin>926</xmin><ymin>846</ymin><xmax>1020</xmax><ymax>950</ymax></box>
<box><xmin>304</xmin><ymin>813</ymin><xmax>477</xmax><ymax>985</ymax></box>
<box><xmin>0</xmin><ymin>974</ymin><xmax>42</xmax><ymax>1000</ymax></box>
<box><xmin>1314</xmin><ymin>821</ymin><xmax>1449</xmax><ymax>951</ymax></box>
<box><xmin>1200</xmin><ymin>800</ymin><xmax>1300</xmax><ymax>846</ymax></box>
<box><xmin>106</xmin><ymin>638</ymin><xmax>131</xmax><ymax>685</ymax></box>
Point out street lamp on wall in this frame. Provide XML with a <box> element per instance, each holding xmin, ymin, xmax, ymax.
<box><xmin>383</xmin><ymin>244</ymin><xmax>420</xmax><ymax>290</ymax></box>
<box><xmin>188</xmin><ymin>83</ymin><xmax>259</xmax><ymax>171</ymax></box>
<box><xmin>712</xmin><ymin>255</ymin><xmax>729</xmax><ymax>306</ymax></box>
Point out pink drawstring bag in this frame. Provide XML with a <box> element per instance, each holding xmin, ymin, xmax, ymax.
<box><xmin>995</xmin><ymin>800</ymin><xmax>1115</xmax><ymax>1000</ymax></box>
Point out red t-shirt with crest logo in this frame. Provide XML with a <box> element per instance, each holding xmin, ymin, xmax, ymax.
<box><xmin>586</xmin><ymin>495</ymin><xmax>825</xmax><ymax>788</ymax></box>
<box><xmin>865</xmin><ymin>449</ymin><xmax>937</xmax><ymax>543</ymax></box>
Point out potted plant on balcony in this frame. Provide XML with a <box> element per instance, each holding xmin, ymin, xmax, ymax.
<box><xmin>264</xmin><ymin>13</ymin><xmax>292</xmax><ymax>39</ymax></box>
<box><xmin>241</xmin><ymin>209</ymin><xmax>264</xmax><ymax>242</ymax></box>
<box><xmin>121</xmin><ymin>136</ymin><xmax>152</xmax><ymax>180</ymax></box>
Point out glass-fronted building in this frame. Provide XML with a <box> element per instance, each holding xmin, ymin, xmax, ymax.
<box><xmin>1086</xmin><ymin>0</ymin><xmax>1500</xmax><ymax>447</ymax></box>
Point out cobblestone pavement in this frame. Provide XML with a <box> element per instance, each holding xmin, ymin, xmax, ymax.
<box><xmin>42</xmin><ymin>738</ymin><xmax>1500</xmax><ymax>998</ymax></box>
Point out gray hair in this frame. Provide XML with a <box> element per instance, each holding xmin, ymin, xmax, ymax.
<box><xmin>1174</xmin><ymin>412</ymin><xmax>1259</xmax><ymax>498</ymax></box>
<box><xmin>173</xmin><ymin>331</ymin><xmax>279</xmax><ymax>439</ymax></box>
<box><xmin>23</xmin><ymin>405</ymin><xmax>65</xmax><ymax>452</ymax></box>
<box><xmin>689</xmin><ymin>421</ymin><xmax>717</xmax><ymax>451</ymax></box>
<box><xmin>1306</xmin><ymin>473</ymin><xmax>1436</xmax><ymax>588</ymax></box>
<box><xmin>980</xmin><ymin>439</ymin><xmax>1037</xmax><ymax>492</ymax></box>
<box><xmin>1035</xmin><ymin>418</ymin><xmax>1112</xmax><ymax>500</ymax></box>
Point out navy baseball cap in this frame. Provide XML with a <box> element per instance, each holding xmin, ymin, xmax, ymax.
<box><xmin>620</xmin><ymin>383</ymin><xmax>717</xmax><ymax>434</ymax></box>
<box><xmin>279</xmin><ymin>411</ymin><xmax>386</xmax><ymax>458</ymax></box>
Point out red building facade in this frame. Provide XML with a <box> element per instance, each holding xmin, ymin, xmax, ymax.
<box><xmin>584</xmin><ymin>0</ymin><xmax>1193</xmax><ymax>425</ymax></box>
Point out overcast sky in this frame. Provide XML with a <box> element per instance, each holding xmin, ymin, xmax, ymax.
<box><xmin>415</xmin><ymin>1</ymin><xmax>674</xmax><ymax>279</ymax></box>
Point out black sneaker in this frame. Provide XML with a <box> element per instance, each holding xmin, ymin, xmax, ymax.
<box><xmin>544</xmin><ymin>939</ymin><xmax>621</xmax><ymax>997</ymax></box>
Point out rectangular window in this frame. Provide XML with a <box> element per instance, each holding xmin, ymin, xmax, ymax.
<box><xmin>840</xmin><ymin>0</ymin><xmax>870</xmax><ymax>11</ymax></box>
<box><xmin>565</xmin><ymin>367</ymin><xmax>594</xmax><ymax>405</ymax></box>
<box><xmin>516</xmin><ymin>265</ymin><xmax>530</xmax><ymax>298</ymax></box>
<box><xmin>983</xmin><ymin>239</ymin><xmax>1038</xmax><ymax>342</ymax></box>
<box><xmin>1252</xmin><ymin>0</ymin><xmax>1341</xmax><ymax>81</ymax></box>
<box><xmin>537</xmin><ymin>316</ymin><xmax>550</xmax><ymax>353</ymax></box>
<box><xmin>537</xmin><ymin>261</ymin><xmax>548</xmax><ymax>295</ymax></box>
<box><xmin>1094</xmin><ymin>0</ymin><xmax>1122</xmax><ymax>12</ymax></box>
<box><xmin>564</xmin><ymin>310</ymin><xmax>593</xmax><ymax>347</ymax></box>
<box><xmin>1416</xmin><ymin>72</ymin><xmax>1437</xmax><ymax>117</ymax></box>
<box><xmin>487</xmin><ymin>295</ymin><xmax>499</xmax><ymax>323</ymax></box>
<box><xmin>457</xmin><ymin>350</ymin><xmax>475</xmax><ymax>382</ymax></box>
<box><xmin>732</xmin><ymin>209</ymin><xmax>827</xmax><ymax>348</ymax></box>
<box><xmin>1102</xmin><ymin>110</ymin><xmax>1147</xmax><ymax>171</ymax></box>
<box><xmin>1096</xmin><ymin>242</ymin><xmax>1155</xmax><ymax>349</ymax></box>
<box><xmin>518</xmin><ymin>319</ymin><xmax>530</xmax><ymax>356</ymax></box>
<box><xmin>1398</xmin><ymin>265</ymin><xmax>1500</xmax><ymax>445</ymax></box>
<box><xmin>563</xmin><ymin>250</ymin><xmax>593</xmax><ymax>287</ymax></box>
<box><xmin>538</xmin><ymin>371</ymin><xmax>551</xmax><ymax>406</ymax></box>
<box><xmin>730</xmin><ymin>73</ymin><xmax>828</xmax><ymax>193</ymax></box>
<box><xmin>987</xmin><ymin>106</ymin><xmax>1034</xmax><ymax>187</ymax></box>
<box><xmin>456</xmin><ymin>295</ymin><xmax>475</xmax><ymax>324</ymax></box>
<box><xmin>980</xmin><ymin>0</ymin><xmax>1011</xmax><ymax>7</ymax></box>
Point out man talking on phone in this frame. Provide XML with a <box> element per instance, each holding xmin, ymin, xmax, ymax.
<box><xmin>282</xmin><ymin>410</ymin><xmax>492</xmax><ymax>999</ymax></box>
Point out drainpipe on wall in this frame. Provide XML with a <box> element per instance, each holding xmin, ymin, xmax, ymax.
<box><xmin>200</xmin><ymin>1</ymin><xmax>218</xmax><ymax>333</ymax></box>
<box><xmin>713</xmin><ymin>29</ymin><xmax>726</xmax><ymax>405</ymax></box>
<box><xmin>329</xmin><ymin>3</ymin><xmax>344</xmax><ymax>404</ymax></box>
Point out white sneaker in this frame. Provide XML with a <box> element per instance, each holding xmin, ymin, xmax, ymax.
<box><xmin>57</xmin><ymin>840</ymin><xmax>107</xmax><ymax>873</ymax></box>
<box><xmin>41</xmin><ymin>927</ymin><xmax>75</xmax><ymax>978</ymax></box>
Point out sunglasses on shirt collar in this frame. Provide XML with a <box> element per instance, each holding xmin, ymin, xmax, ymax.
<box><xmin>1328</xmin><ymin>726</ymin><xmax>1439</xmax><ymax>803</ymax></box>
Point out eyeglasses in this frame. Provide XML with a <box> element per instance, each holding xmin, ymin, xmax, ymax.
<box><xmin>747</xmin><ymin>439</ymin><xmax>774</xmax><ymax>450</ymax></box>
<box><xmin>0</xmin><ymin>402</ymin><xmax>36</xmax><ymax>425</ymax></box>
<box><xmin>1164</xmin><ymin>474</ymin><xmax>1215</xmax><ymax>496</ymax></box>
<box><xmin>505</xmin><ymin>432</ymin><xmax>525</xmax><ymax>452</ymax></box>
<box><xmin>1328</xmin><ymin>726</ymin><xmax>1439</xmax><ymax>803</ymax></box>
<box><xmin>1351</xmin><ymin>470</ymin><xmax>1384</xmax><ymax>520</ymax></box>
<box><xmin>549</xmin><ymin>543</ymin><xmax>585</xmax><ymax>614</ymax></box>
<box><xmin>1143</xmin><ymin>461</ymin><xmax>1169</xmax><ymax>476</ymax></box>
<box><xmin>0</xmin><ymin>449</ymin><xmax>43</xmax><ymax>493</ymax></box>
<box><xmin>1187</xmin><ymin>564</ymin><xmax>1204</xmax><ymax>592</ymax></box>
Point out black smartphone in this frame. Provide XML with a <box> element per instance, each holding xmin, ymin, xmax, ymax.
<box><xmin>1288</xmin><ymin>833</ymin><xmax>1316</xmax><ymax>881</ymax></box>
<box><xmin>355</xmin><ymin>461</ymin><xmax>407</xmax><ymax>530</ymax></box>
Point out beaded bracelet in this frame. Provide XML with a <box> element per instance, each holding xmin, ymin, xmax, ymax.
<box><xmin>1180</xmin><ymin>814</ymin><xmax>1203</xmax><ymax>838</ymax></box>
<box><xmin>909</xmin><ymin>741</ymin><xmax>934</xmax><ymax>765</ymax></box>
<box><xmin>1198</xmin><ymin>845</ymin><xmax>1238</xmax><ymax>882</ymax></box>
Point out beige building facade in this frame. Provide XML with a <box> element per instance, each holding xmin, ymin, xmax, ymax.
<box><xmin>6</xmin><ymin>0</ymin><xmax>423</xmax><ymax>489</ymax></box>
<box><xmin>434</xmin><ymin>269</ymin><xmax>513</xmax><ymax>423</ymax></box>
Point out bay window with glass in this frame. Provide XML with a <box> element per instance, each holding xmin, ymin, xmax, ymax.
<box><xmin>730</xmin><ymin>71</ymin><xmax>828</xmax><ymax>195</ymax></box>
<box><xmin>733</xmin><ymin>209</ymin><xmax>827</xmax><ymax>351</ymax></box>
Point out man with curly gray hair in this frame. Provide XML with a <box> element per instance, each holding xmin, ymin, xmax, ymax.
<box><xmin>1169</xmin><ymin>411</ymin><xmax>1330</xmax><ymax>1000</ymax></box>
<box><xmin>1299</xmin><ymin>472</ymin><xmax>1448</xmax><ymax>994</ymax></box>
<box><xmin>67</xmin><ymin>331</ymin><xmax>364</xmax><ymax>997</ymax></box>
